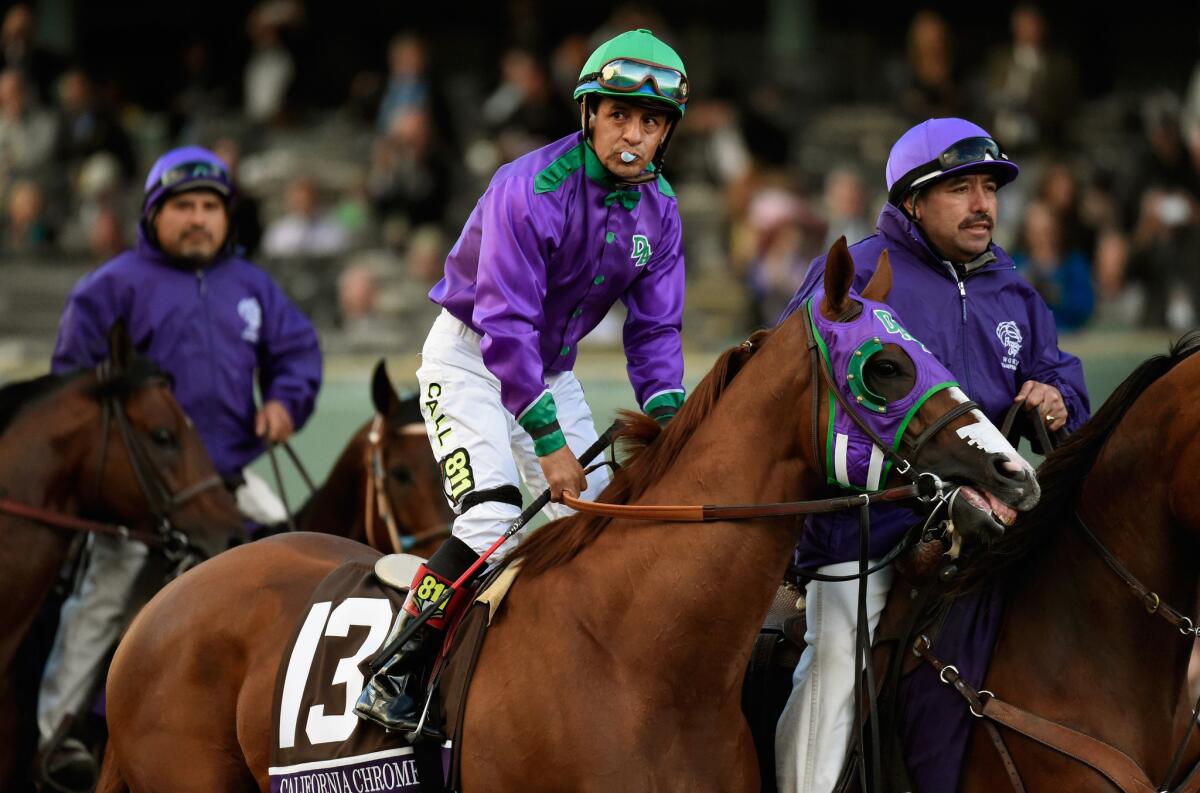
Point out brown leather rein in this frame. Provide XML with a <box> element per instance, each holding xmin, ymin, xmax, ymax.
<box><xmin>363</xmin><ymin>414</ymin><xmax>450</xmax><ymax>553</ymax></box>
<box><xmin>562</xmin><ymin>299</ymin><xmax>972</xmax><ymax>523</ymax></box>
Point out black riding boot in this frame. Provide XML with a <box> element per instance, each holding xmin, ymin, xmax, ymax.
<box><xmin>355</xmin><ymin>536</ymin><xmax>479</xmax><ymax>735</ymax></box>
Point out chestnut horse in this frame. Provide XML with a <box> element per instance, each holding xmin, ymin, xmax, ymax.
<box><xmin>99</xmin><ymin>240</ymin><xmax>1039</xmax><ymax>792</ymax></box>
<box><xmin>295</xmin><ymin>360</ymin><xmax>451</xmax><ymax>557</ymax></box>
<box><xmin>0</xmin><ymin>323</ymin><xmax>242</xmax><ymax>789</ymax></box>
<box><xmin>952</xmin><ymin>333</ymin><xmax>1200</xmax><ymax>791</ymax></box>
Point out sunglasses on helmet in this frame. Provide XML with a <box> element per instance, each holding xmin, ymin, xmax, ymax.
<box><xmin>897</xmin><ymin>137</ymin><xmax>1011</xmax><ymax>200</ymax></box>
<box><xmin>159</xmin><ymin>161</ymin><xmax>231</xmax><ymax>190</ymax></box>
<box><xmin>583</xmin><ymin>58</ymin><xmax>689</xmax><ymax>105</ymax></box>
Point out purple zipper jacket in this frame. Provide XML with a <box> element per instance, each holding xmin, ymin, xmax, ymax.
<box><xmin>52</xmin><ymin>233</ymin><xmax>322</xmax><ymax>478</ymax></box>
<box><xmin>430</xmin><ymin>132</ymin><xmax>685</xmax><ymax>428</ymax></box>
<box><xmin>780</xmin><ymin>203</ymin><xmax>1091</xmax><ymax>793</ymax></box>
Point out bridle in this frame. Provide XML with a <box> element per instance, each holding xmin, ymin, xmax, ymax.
<box><xmin>363</xmin><ymin>414</ymin><xmax>450</xmax><ymax>554</ymax></box>
<box><xmin>0</xmin><ymin>362</ymin><xmax>223</xmax><ymax>560</ymax></box>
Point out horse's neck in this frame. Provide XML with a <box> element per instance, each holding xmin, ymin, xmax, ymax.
<box><xmin>599</xmin><ymin>323</ymin><xmax>819</xmax><ymax>692</ymax></box>
<box><xmin>300</xmin><ymin>426</ymin><xmax>369</xmax><ymax>538</ymax></box>
<box><xmin>1005</xmin><ymin>436</ymin><xmax>1196</xmax><ymax>763</ymax></box>
<box><xmin>0</xmin><ymin>390</ymin><xmax>96</xmax><ymax>511</ymax></box>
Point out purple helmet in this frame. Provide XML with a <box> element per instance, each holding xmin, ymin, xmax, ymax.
<box><xmin>885</xmin><ymin>118</ymin><xmax>1019</xmax><ymax>205</ymax></box>
<box><xmin>142</xmin><ymin>145</ymin><xmax>234</xmax><ymax>220</ymax></box>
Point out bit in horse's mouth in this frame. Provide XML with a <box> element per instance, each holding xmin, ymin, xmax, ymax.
<box><xmin>956</xmin><ymin>485</ymin><xmax>1018</xmax><ymax>527</ymax></box>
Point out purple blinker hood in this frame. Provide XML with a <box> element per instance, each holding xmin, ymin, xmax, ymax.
<box><xmin>806</xmin><ymin>291</ymin><xmax>959</xmax><ymax>491</ymax></box>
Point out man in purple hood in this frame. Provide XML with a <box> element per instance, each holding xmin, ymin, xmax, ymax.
<box><xmin>355</xmin><ymin>29</ymin><xmax>689</xmax><ymax>735</ymax></box>
<box><xmin>775</xmin><ymin>119</ymin><xmax>1090</xmax><ymax>793</ymax></box>
<box><xmin>38</xmin><ymin>145</ymin><xmax>321</xmax><ymax>783</ymax></box>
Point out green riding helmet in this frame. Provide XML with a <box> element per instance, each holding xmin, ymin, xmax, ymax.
<box><xmin>574</xmin><ymin>29</ymin><xmax>689</xmax><ymax>180</ymax></box>
<box><xmin>573</xmin><ymin>28</ymin><xmax>689</xmax><ymax>117</ymax></box>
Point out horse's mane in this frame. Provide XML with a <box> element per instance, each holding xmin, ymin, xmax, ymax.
<box><xmin>512</xmin><ymin>329</ymin><xmax>774</xmax><ymax>577</ymax></box>
<box><xmin>963</xmin><ymin>330</ymin><xmax>1200</xmax><ymax>587</ymax></box>
<box><xmin>0</xmin><ymin>357</ymin><xmax>169</xmax><ymax>437</ymax></box>
<box><xmin>0</xmin><ymin>373</ymin><xmax>70</xmax><ymax>434</ymax></box>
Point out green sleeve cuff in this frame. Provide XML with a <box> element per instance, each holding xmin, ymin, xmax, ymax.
<box><xmin>643</xmin><ymin>390</ymin><xmax>685</xmax><ymax>426</ymax></box>
<box><xmin>518</xmin><ymin>391</ymin><xmax>568</xmax><ymax>456</ymax></box>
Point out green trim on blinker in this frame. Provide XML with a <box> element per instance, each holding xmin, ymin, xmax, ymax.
<box><xmin>847</xmin><ymin>337</ymin><xmax>887</xmax><ymax>413</ymax></box>
<box><xmin>806</xmin><ymin>301</ymin><xmax>839</xmax><ymax>488</ymax></box>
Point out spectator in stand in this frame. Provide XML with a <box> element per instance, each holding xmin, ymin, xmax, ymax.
<box><xmin>1013</xmin><ymin>200</ymin><xmax>1094</xmax><ymax>331</ymax></box>
<box><xmin>211</xmin><ymin>137</ymin><xmax>263</xmax><ymax>256</ymax></box>
<box><xmin>262</xmin><ymin>175</ymin><xmax>352</xmax><ymax>258</ymax></box>
<box><xmin>1</xmin><ymin>177</ymin><xmax>52</xmax><ymax>253</ymax></box>
<box><xmin>0</xmin><ymin>68</ymin><xmax>56</xmax><ymax>190</ymax></box>
<box><xmin>1120</xmin><ymin>92</ymin><xmax>1200</xmax><ymax>329</ymax></box>
<box><xmin>821</xmin><ymin>166</ymin><xmax>873</xmax><ymax>247</ymax></box>
<box><xmin>243</xmin><ymin>1</ymin><xmax>303</xmax><ymax>126</ymax></box>
<box><xmin>1035</xmin><ymin>162</ymin><xmax>1096</xmax><ymax>262</ymax></box>
<box><xmin>743</xmin><ymin>186</ymin><xmax>827</xmax><ymax>327</ymax></box>
<box><xmin>0</xmin><ymin>4</ymin><xmax>59</xmax><ymax>104</ymax></box>
<box><xmin>169</xmin><ymin>41</ymin><xmax>229</xmax><ymax>141</ymax></box>
<box><xmin>377</xmin><ymin>33</ymin><xmax>454</xmax><ymax>146</ymax></box>
<box><xmin>983</xmin><ymin>4</ymin><xmax>1077</xmax><ymax>153</ymax></box>
<box><xmin>367</xmin><ymin>107</ymin><xmax>452</xmax><ymax>236</ymax></box>
<box><xmin>888</xmin><ymin>11</ymin><xmax>962</xmax><ymax>122</ymax></box>
<box><xmin>482</xmin><ymin>48</ymin><xmax>576</xmax><ymax>162</ymax></box>
<box><xmin>52</xmin><ymin>68</ymin><xmax>136</xmax><ymax>181</ymax></box>
<box><xmin>86</xmin><ymin>204</ymin><xmax>126</xmax><ymax>260</ymax></box>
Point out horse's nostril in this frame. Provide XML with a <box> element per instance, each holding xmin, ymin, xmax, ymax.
<box><xmin>992</xmin><ymin>455</ymin><xmax>1027</xmax><ymax>482</ymax></box>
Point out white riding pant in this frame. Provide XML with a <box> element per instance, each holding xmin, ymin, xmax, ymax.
<box><xmin>775</xmin><ymin>561</ymin><xmax>894</xmax><ymax>793</ymax></box>
<box><xmin>416</xmin><ymin>310</ymin><xmax>611</xmax><ymax>560</ymax></box>
<box><xmin>37</xmin><ymin>475</ymin><xmax>276</xmax><ymax>744</ymax></box>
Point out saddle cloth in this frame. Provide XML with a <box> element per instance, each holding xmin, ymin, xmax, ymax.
<box><xmin>269</xmin><ymin>561</ymin><xmax>450</xmax><ymax>793</ymax></box>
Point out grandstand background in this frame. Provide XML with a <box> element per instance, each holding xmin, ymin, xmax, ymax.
<box><xmin>2</xmin><ymin>0</ymin><xmax>1199</xmax><ymax>492</ymax></box>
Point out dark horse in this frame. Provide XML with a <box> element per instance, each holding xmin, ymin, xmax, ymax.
<box><xmin>99</xmin><ymin>240</ymin><xmax>1039</xmax><ymax>792</ymax></box>
<box><xmin>295</xmin><ymin>360</ymin><xmax>452</xmax><ymax>558</ymax></box>
<box><xmin>950</xmin><ymin>333</ymin><xmax>1200</xmax><ymax>791</ymax></box>
<box><xmin>0</xmin><ymin>323</ymin><xmax>243</xmax><ymax>790</ymax></box>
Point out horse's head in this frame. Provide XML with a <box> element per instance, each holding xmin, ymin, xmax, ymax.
<box><xmin>808</xmin><ymin>238</ymin><xmax>1039</xmax><ymax>541</ymax></box>
<box><xmin>369</xmin><ymin>360</ymin><xmax>453</xmax><ymax>555</ymax></box>
<box><xmin>83</xmin><ymin>321</ymin><xmax>243</xmax><ymax>556</ymax></box>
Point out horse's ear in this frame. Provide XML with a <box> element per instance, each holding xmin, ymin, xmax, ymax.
<box><xmin>371</xmin><ymin>359</ymin><xmax>400</xmax><ymax>416</ymax></box>
<box><xmin>107</xmin><ymin>318</ymin><xmax>134</xmax><ymax>369</ymax></box>
<box><xmin>821</xmin><ymin>236</ymin><xmax>855</xmax><ymax>318</ymax></box>
<box><xmin>860</xmin><ymin>249</ymin><xmax>893</xmax><ymax>303</ymax></box>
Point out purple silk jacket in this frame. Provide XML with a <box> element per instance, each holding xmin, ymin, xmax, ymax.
<box><xmin>430</xmin><ymin>132</ymin><xmax>685</xmax><ymax>423</ymax></box>
<box><xmin>52</xmin><ymin>233</ymin><xmax>322</xmax><ymax>479</ymax></box>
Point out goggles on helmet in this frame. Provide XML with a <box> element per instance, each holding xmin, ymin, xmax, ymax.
<box><xmin>581</xmin><ymin>58</ymin><xmax>689</xmax><ymax>106</ymax></box>
<box><xmin>889</xmin><ymin>136</ymin><xmax>1011</xmax><ymax>203</ymax></box>
<box><xmin>158</xmin><ymin>160</ymin><xmax>231</xmax><ymax>192</ymax></box>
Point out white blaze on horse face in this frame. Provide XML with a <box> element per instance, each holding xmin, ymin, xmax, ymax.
<box><xmin>401</xmin><ymin>422</ymin><xmax>427</xmax><ymax>436</ymax></box>
<box><xmin>946</xmin><ymin>387</ymin><xmax>1033</xmax><ymax>475</ymax></box>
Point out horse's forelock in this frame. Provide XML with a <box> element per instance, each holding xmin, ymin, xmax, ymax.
<box><xmin>513</xmin><ymin>329</ymin><xmax>775</xmax><ymax>576</ymax></box>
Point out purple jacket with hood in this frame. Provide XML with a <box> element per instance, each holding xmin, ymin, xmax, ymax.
<box><xmin>52</xmin><ymin>230</ymin><xmax>322</xmax><ymax>479</ymax></box>
<box><xmin>780</xmin><ymin>202</ymin><xmax>1089</xmax><ymax>566</ymax></box>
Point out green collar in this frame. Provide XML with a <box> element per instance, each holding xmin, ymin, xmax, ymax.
<box><xmin>585</xmin><ymin>142</ymin><xmax>642</xmax><ymax>211</ymax></box>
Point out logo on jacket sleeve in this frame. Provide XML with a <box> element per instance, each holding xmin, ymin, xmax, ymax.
<box><xmin>631</xmin><ymin>234</ymin><xmax>652</xmax><ymax>267</ymax></box>
<box><xmin>995</xmin><ymin>321</ymin><xmax>1022</xmax><ymax>371</ymax></box>
<box><xmin>238</xmin><ymin>297</ymin><xmax>262</xmax><ymax>343</ymax></box>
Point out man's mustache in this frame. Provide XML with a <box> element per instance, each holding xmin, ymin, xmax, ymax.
<box><xmin>960</xmin><ymin>213</ymin><xmax>993</xmax><ymax>230</ymax></box>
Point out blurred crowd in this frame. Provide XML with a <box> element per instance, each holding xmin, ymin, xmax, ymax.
<box><xmin>2</xmin><ymin>0</ymin><xmax>1200</xmax><ymax>344</ymax></box>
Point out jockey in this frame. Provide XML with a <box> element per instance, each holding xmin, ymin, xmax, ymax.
<box><xmin>355</xmin><ymin>28</ymin><xmax>690</xmax><ymax>733</ymax></box>
<box><xmin>774</xmin><ymin>118</ymin><xmax>1091</xmax><ymax>793</ymax></box>
<box><xmin>41</xmin><ymin>145</ymin><xmax>322</xmax><ymax>783</ymax></box>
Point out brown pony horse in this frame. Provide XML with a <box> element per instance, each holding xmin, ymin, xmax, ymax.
<box><xmin>955</xmin><ymin>334</ymin><xmax>1200</xmax><ymax>791</ymax></box>
<box><xmin>296</xmin><ymin>360</ymin><xmax>451</xmax><ymax>557</ymax></box>
<box><xmin>99</xmin><ymin>240</ymin><xmax>1039</xmax><ymax>792</ymax></box>
<box><xmin>0</xmin><ymin>323</ymin><xmax>242</xmax><ymax>789</ymax></box>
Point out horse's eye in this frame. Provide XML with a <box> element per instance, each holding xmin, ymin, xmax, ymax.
<box><xmin>150</xmin><ymin>428</ymin><xmax>177</xmax><ymax>447</ymax></box>
<box><xmin>874</xmin><ymin>360</ymin><xmax>900</xmax><ymax>377</ymax></box>
<box><xmin>390</xmin><ymin>465</ymin><xmax>413</xmax><ymax>485</ymax></box>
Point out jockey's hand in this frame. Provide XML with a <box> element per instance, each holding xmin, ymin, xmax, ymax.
<box><xmin>1014</xmin><ymin>381</ymin><xmax>1067</xmax><ymax>433</ymax></box>
<box><xmin>539</xmin><ymin>445</ymin><xmax>588</xmax><ymax>503</ymax></box>
<box><xmin>256</xmin><ymin>400</ymin><xmax>295</xmax><ymax>444</ymax></box>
